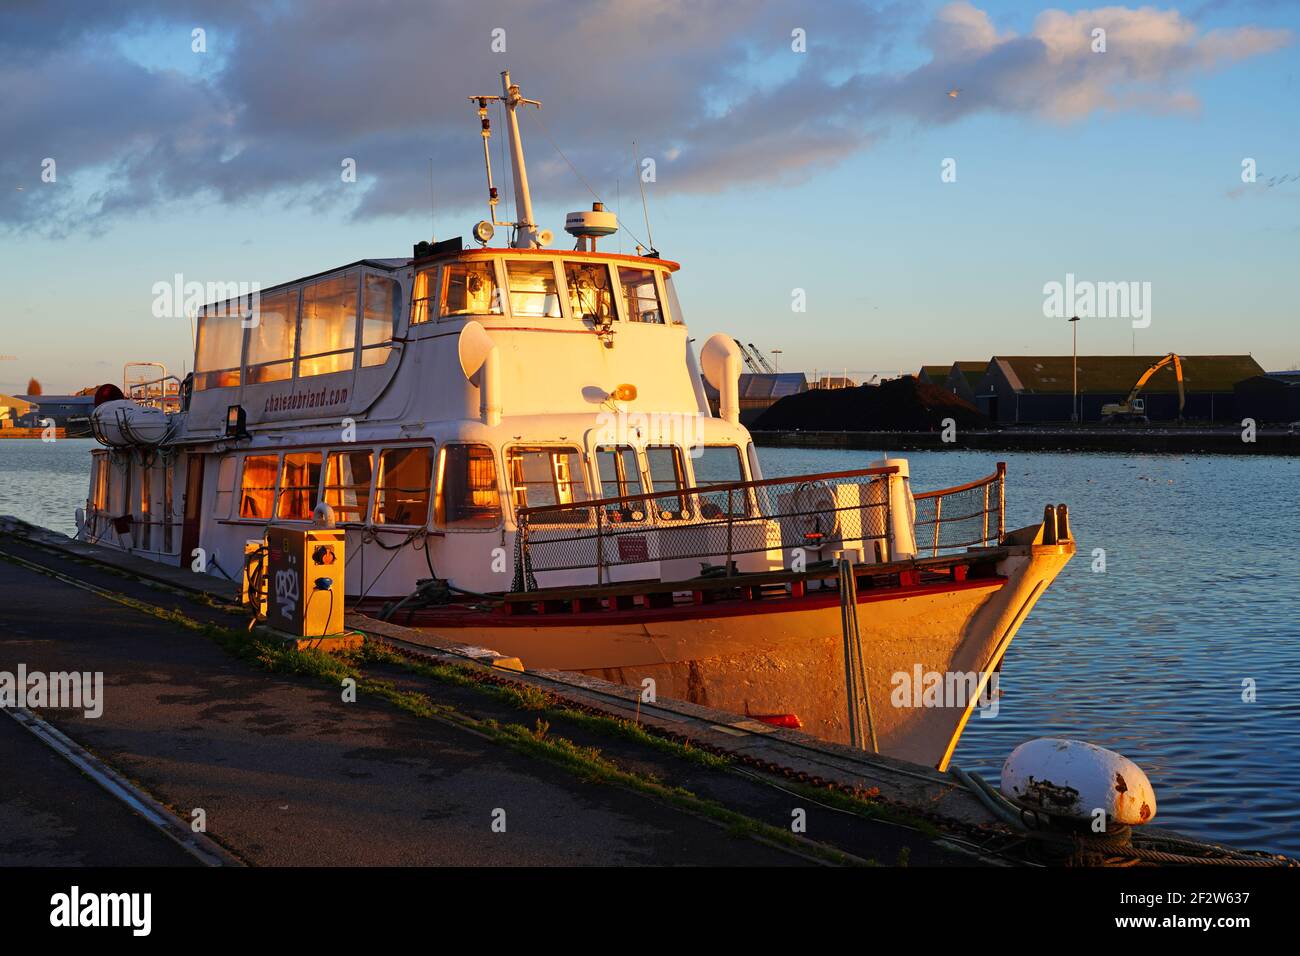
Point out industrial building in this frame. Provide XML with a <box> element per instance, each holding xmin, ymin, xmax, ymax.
<box><xmin>1234</xmin><ymin>372</ymin><xmax>1300</xmax><ymax>425</ymax></box>
<box><xmin>16</xmin><ymin>393</ymin><xmax>96</xmax><ymax>430</ymax></box>
<box><xmin>970</xmin><ymin>355</ymin><xmax>1265</xmax><ymax>424</ymax></box>
<box><xmin>0</xmin><ymin>393</ymin><xmax>36</xmax><ymax>428</ymax></box>
<box><xmin>918</xmin><ymin>362</ymin><xmax>985</xmax><ymax>405</ymax></box>
<box><xmin>701</xmin><ymin>372</ymin><xmax>808</xmax><ymax>424</ymax></box>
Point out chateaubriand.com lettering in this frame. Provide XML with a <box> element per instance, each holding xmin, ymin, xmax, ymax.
<box><xmin>264</xmin><ymin>386</ymin><xmax>349</xmax><ymax>414</ymax></box>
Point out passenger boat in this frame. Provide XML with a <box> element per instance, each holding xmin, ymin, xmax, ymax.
<box><xmin>75</xmin><ymin>72</ymin><xmax>1075</xmax><ymax>769</ymax></box>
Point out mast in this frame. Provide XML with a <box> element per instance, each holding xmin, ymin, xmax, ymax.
<box><xmin>468</xmin><ymin>72</ymin><xmax>544</xmax><ymax>248</ymax></box>
<box><xmin>500</xmin><ymin>71</ymin><xmax>540</xmax><ymax>249</ymax></box>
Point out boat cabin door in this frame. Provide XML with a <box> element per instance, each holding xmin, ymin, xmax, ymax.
<box><xmin>180</xmin><ymin>453</ymin><xmax>205</xmax><ymax>568</ymax></box>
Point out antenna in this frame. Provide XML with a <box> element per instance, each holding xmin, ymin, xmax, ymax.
<box><xmin>428</xmin><ymin>157</ymin><xmax>436</xmax><ymax>242</ymax></box>
<box><xmin>633</xmin><ymin>140</ymin><xmax>657</xmax><ymax>256</ymax></box>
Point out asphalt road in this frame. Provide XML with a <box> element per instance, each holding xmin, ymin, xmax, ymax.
<box><xmin>0</xmin><ymin>712</ymin><xmax>198</xmax><ymax>867</ymax></box>
<box><xmin>0</xmin><ymin>550</ymin><xmax>812</xmax><ymax>866</ymax></box>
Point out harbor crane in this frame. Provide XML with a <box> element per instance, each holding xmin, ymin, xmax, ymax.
<box><xmin>1101</xmin><ymin>353</ymin><xmax>1185</xmax><ymax>424</ymax></box>
<box><xmin>747</xmin><ymin>343</ymin><xmax>777</xmax><ymax>374</ymax></box>
<box><xmin>733</xmin><ymin>339</ymin><xmax>778</xmax><ymax>375</ymax></box>
<box><xmin>733</xmin><ymin>339</ymin><xmax>761</xmax><ymax>373</ymax></box>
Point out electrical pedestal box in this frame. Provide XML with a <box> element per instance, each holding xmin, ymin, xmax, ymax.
<box><xmin>265</xmin><ymin>527</ymin><xmax>345</xmax><ymax>637</ymax></box>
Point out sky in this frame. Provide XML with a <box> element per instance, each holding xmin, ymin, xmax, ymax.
<box><xmin>1</xmin><ymin>0</ymin><xmax>1297</xmax><ymax>395</ymax></box>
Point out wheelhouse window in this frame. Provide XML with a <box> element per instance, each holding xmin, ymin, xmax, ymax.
<box><xmin>374</xmin><ymin>447</ymin><xmax>433</xmax><ymax>526</ymax></box>
<box><xmin>410</xmin><ymin>267</ymin><xmax>436</xmax><ymax>325</ymax></box>
<box><xmin>323</xmin><ymin>450</ymin><xmax>373</xmax><ymax>524</ymax></box>
<box><xmin>646</xmin><ymin>445</ymin><xmax>689</xmax><ymax>519</ymax></box>
<box><xmin>663</xmin><ymin>274</ymin><xmax>686</xmax><ymax>325</ymax></box>
<box><xmin>239</xmin><ymin>455</ymin><xmax>279</xmax><ymax>519</ymax></box>
<box><xmin>564</xmin><ymin>260</ymin><xmax>616</xmax><ymax>324</ymax></box>
<box><xmin>692</xmin><ymin>445</ymin><xmax>747</xmax><ymax>518</ymax></box>
<box><xmin>361</xmin><ymin>275</ymin><xmax>399</xmax><ymax>367</ymax></box>
<box><xmin>245</xmin><ymin>289</ymin><xmax>299</xmax><ymax>384</ymax></box>
<box><xmin>618</xmin><ymin>267</ymin><xmax>663</xmax><ymax>324</ymax></box>
<box><xmin>507</xmin><ymin>446</ymin><xmax>588</xmax><ymax>522</ymax></box>
<box><xmin>594</xmin><ymin>446</ymin><xmax>645</xmax><ymax>522</ymax></box>
<box><xmin>277</xmin><ymin>452</ymin><xmax>322</xmax><ymax>520</ymax></box>
<box><xmin>440</xmin><ymin>261</ymin><xmax>501</xmax><ymax>317</ymax></box>
<box><xmin>298</xmin><ymin>270</ymin><xmax>358</xmax><ymax>377</ymax></box>
<box><xmin>436</xmin><ymin>444</ymin><xmax>501</xmax><ymax>530</ymax></box>
<box><xmin>194</xmin><ymin>304</ymin><xmax>245</xmax><ymax>390</ymax></box>
<box><xmin>505</xmin><ymin>260</ymin><xmax>561</xmax><ymax>317</ymax></box>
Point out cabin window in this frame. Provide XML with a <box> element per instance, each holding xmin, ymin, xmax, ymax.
<box><xmin>298</xmin><ymin>271</ymin><xmax>359</xmax><ymax>377</ymax></box>
<box><xmin>595</xmin><ymin>446</ymin><xmax>645</xmax><ymax>522</ymax></box>
<box><xmin>507</xmin><ymin>446</ymin><xmax>588</xmax><ymax>521</ymax></box>
<box><xmin>139</xmin><ymin>464</ymin><xmax>152</xmax><ymax>519</ymax></box>
<box><xmin>239</xmin><ymin>455</ymin><xmax>279</xmax><ymax>519</ymax></box>
<box><xmin>505</xmin><ymin>260</ymin><xmax>561</xmax><ymax>317</ymax></box>
<box><xmin>90</xmin><ymin>457</ymin><xmax>108</xmax><ymax>511</ymax></box>
<box><xmin>564</xmin><ymin>261</ymin><xmax>615</xmax><ymax>324</ymax></box>
<box><xmin>214</xmin><ymin>456</ymin><xmax>237</xmax><ymax>517</ymax></box>
<box><xmin>374</xmin><ymin>447</ymin><xmax>434</xmax><ymax>526</ymax></box>
<box><xmin>323</xmin><ymin>450</ymin><xmax>373</xmax><ymax>524</ymax></box>
<box><xmin>361</xmin><ymin>275</ymin><xmax>399</xmax><ymax>366</ymax></box>
<box><xmin>194</xmin><ymin>305</ymin><xmax>245</xmax><ymax>390</ymax></box>
<box><xmin>245</xmin><ymin>289</ymin><xmax>299</xmax><ymax>384</ymax></box>
<box><xmin>618</xmin><ymin>267</ymin><xmax>663</xmax><ymax>324</ymax></box>
<box><xmin>646</xmin><ymin>445</ymin><xmax>689</xmax><ymax>519</ymax></box>
<box><xmin>163</xmin><ymin>466</ymin><xmax>175</xmax><ymax>553</ymax></box>
<box><xmin>277</xmin><ymin>452</ymin><xmax>322</xmax><ymax>520</ymax></box>
<box><xmin>436</xmin><ymin>444</ymin><xmax>501</xmax><ymax>530</ymax></box>
<box><xmin>692</xmin><ymin>445</ymin><xmax>747</xmax><ymax>517</ymax></box>
<box><xmin>693</xmin><ymin>446</ymin><xmax>745</xmax><ymax>485</ymax></box>
<box><xmin>440</xmin><ymin>261</ymin><xmax>501</xmax><ymax>317</ymax></box>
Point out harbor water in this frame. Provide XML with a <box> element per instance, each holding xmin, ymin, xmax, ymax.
<box><xmin>2</xmin><ymin>438</ymin><xmax>1297</xmax><ymax>854</ymax></box>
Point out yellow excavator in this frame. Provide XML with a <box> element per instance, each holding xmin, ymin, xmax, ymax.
<box><xmin>1101</xmin><ymin>353</ymin><xmax>1184</xmax><ymax>423</ymax></box>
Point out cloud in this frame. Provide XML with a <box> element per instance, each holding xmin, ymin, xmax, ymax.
<box><xmin>876</xmin><ymin>3</ymin><xmax>1293</xmax><ymax>123</ymax></box>
<box><xmin>0</xmin><ymin>1</ymin><xmax>1291</xmax><ymax>233</ymax></box>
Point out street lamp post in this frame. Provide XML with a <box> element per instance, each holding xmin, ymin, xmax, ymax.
<box><xmin>1069</xmin><ymin>315</ymin><xmax>1081</xmax><ymax>423</ymax></box>
<box><xmin>771</xmin><ymin>349</ymin><xmax>782</xmax><ymax>373</ymax></box>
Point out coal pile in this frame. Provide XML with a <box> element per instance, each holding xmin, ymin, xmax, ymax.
<box><xmin>752</xmin><ymin>375</ymin><xmax>987</xmax><ymax>431</ymax></box>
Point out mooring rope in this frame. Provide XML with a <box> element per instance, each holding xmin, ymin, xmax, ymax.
<box><xmin>948</xmin><ymin>764</ymin><xmax>1294</xmax><ymax>867</ymax></box>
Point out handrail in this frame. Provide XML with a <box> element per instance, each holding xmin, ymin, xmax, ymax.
<box><xmin>516</xmin><ymin>464</ymin><xmax>900</xmax><ymax>517</ymax></box>
<box><xmin>913</xmin><ymin>462</ymin><xmax>1006</xmax><ymax>500</ymax></box>
<box><xmin>513</xmin><ymin>461</ymin><xmax>1007</xmax><ymax>589</ymax></box>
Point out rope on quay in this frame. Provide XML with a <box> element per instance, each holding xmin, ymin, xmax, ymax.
<box><xmin>948</xmin><ymin>764</ymin><xmax>1295</xmax><ymax>868</ymax></box>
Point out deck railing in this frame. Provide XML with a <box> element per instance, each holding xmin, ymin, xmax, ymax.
<box><xmin>512</xmin><ymin>462</ymin><xmax>1007</xmax><ymax>592</ymax></box>
<box><xmin>913</xmin><ymin>461</ymin><xmax>1007</xmax><ymax>557</ymax></box>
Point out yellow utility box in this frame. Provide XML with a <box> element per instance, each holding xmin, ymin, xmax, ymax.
<box><xmin>264</xmin><ymin>527</ymin><xmax>345</xmax><ymax>637</ymax></box>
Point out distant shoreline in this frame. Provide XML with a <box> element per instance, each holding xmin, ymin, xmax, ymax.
<box><xmin>752</xmin><ymin>427</ymin><xmax>1300</xmax><ymax>456</ymax></box>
